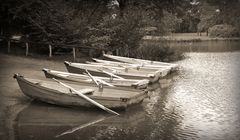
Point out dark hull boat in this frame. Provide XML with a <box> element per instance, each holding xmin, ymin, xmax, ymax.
<box><xmin>64</xmin><ymin>61</ymin><xmax>160</xmax><ymax>82</ymax></box>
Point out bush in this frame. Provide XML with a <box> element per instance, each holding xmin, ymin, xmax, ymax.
<box><xmin>132</xmin><ymin>43</ymin><xmax>184</xmax><ymax>62</ymax></box>
<box><xmin>209</xmin><ymin>24</ymin><xmax>239</xmax><ymax>37</ymax></box>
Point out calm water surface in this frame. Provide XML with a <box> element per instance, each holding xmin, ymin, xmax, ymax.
<box><xmin>2</xmin><ymin>52</ymin><xmax>240</xmax><ymax>140</ymax></box>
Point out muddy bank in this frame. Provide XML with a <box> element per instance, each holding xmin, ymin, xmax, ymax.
<box><xmin>0</xmin><ymin>53</ymin><xmax>67</xmax><ymax>139</ymax></box>
<box><xmin>0</xmin><ymin>53</ymin><xmax>68</xmax><ymax>108</ymax></box>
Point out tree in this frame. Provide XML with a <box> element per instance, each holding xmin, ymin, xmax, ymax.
<box><xmin>1</xmin><ymin>0</ymin><xmax>109</xmax><ymax>46</ymax></box>
<box><xmin>198</xmin><ymin>0</ymin><xmax>240</xmax><ymax>35</ymax></box>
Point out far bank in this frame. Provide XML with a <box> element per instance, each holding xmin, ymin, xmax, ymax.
<box><xmin>142</xmin><ymin>33</ymin><xmax>240</xmax><ymax>52</ymax></box>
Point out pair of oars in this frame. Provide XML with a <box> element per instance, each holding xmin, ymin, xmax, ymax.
<box><xmin>83</xmin><ymin>69</ymin><xmax>115</xmax><ymax>87</ymax></box>
<box><xmin>52</xmin><ymin>70</ymin><xmax>120</xmax><ymax>116</ymax></box>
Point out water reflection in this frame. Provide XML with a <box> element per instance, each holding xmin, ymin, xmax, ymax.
<box><xmin>13</xmin><ymin>101</ymin><xmax>147</xmax><ymax>140</ymax></box>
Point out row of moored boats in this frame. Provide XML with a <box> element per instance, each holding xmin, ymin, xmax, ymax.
<box><xmin>14</xmin><ymin>54</ymin><xmax>179</xmax><ymax>114</ymax></box>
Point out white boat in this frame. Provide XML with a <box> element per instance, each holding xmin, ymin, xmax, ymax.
<box><xmin>14</xmin><ymin>74</ymin><xmax>148</xmax><ymax>109</ymax></box>
<box><xmin>91</xmin><ymin>58</ymin><xmax>171</xmax><ymax>72</ymax></box>
<box><xmin>103</xmin><ymin>54</ymin><xmax>179</xmax><ymax>71</ymax></box>
<box><xmin>42</xmin><ymin>68</ymin><xmax>149</xmax><ymax>89</ymax></box>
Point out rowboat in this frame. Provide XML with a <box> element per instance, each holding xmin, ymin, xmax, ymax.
<box><xmin>42</xmin><ymin>68</ymin><xmax>149</xmax><ymax>89</ymax></box>
<box><xmin>64</xmin><ymin>61</ymin><xmax>161</xmax><ymax>82</ymax></box>
<box><xmin>92</xmin><ymin>58</ymin><xmax>172</xmax><ymax>71</ymax></box>
<box><xmin>89</xmin><ymin>58</ymin><xmax>171</xmax><ymax>76</ymax></box>
<box><xmin>14</xmin><ymin>74</ymin><xmax>147</xmax><ymax>109</ymax></box>
<box><xmin>103</xmin><ymin>54</ymin><xmax>179</xmax><ymax>71</ymax></box>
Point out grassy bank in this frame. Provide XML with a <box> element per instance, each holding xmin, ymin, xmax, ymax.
<box><xmin>0</xmin><ymin>38</ymin><xmax>184</xmax><ymax>63</ymax></box>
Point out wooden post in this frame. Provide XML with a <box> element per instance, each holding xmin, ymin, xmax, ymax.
<box><xmin>7</xmin><ymin>40</ymin><xmax>10</xmax><ymax>53</ymax></box>
<box><xmin>73</xmin><ymin>47</ymin><xmax>76</xmax><ymax>62</ymax></box>
<box><xmin>25</xmin><ymin>42</ymin><xmax>29</xmax><ymax>56</ymax></box>
<box><xmin>102</xmin><ymin>50</ymin><xmax>105</xmax><ymax>55</ymax></box>
<box><xmin>49</xmin><ymin>44</ymin><xmax>52</xmax><ymax>57</ymax></box>
<box><xmin>116</xmin><ymin>49</ymin><xmax>119</xmax><ymax>56</ymax></box>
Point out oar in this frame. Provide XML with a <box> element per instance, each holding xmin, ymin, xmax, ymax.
<box><xmin>97</xmin><ymin>69</ymin><xmax>125</xmax><ymax>80</ymax></box>
<box><xmin>52</xmin><ymin>78</ymin><xmax>119</xmax><ymax>115</ymax></box>
<box><xmin>96</xmin><ymin>78</ymin><xmax>115</xmax><ymax>87</ymax></box>
<box><xmin>84</xmin><ymin>69</ymin><xmax>99</xmax><ymax>86</ymax></box>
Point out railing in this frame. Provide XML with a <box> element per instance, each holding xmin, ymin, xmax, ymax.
<box><xmin>0</xmin><ymin>36</ymin><xmax>105</xmax><ymax>61</ymax></box>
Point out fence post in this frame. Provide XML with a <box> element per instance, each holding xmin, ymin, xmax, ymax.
<box><xmin>7</xmin><ymin>40</ymin><xmax>10</xmax><ymax>53</ymax></box>
<box><xmin>25</xmin><ymin>42</ymin><xmax>29</xmax><ymax>56</ymax></box>
<box><xmin>116</xmin><ymin>49</ymin><xmax>119</xmax><ymax>56</ymax></box>
<box><xmin>73</xmin><ymin>47</ymin><xmax>76</xmax><ymax>62</ymax></box>
<box><xmin>49</xmin><ymin>44</ymin><xmax>52</xmax><ymax>57</ymax></box>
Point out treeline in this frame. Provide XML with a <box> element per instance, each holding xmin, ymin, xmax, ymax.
<box><xmin>0</xmin><ymin>0</ymin><xmax>239</xmax><ymax>57</ymax></box>
<box><xmin>0</xmin><ymin>0</ymin><xmax>187</xmax><ymax>56</ymax></box>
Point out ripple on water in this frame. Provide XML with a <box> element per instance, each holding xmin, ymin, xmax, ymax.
<box><xmin>163</xmin><ymin>52</ymin><xmax>240</xmax><ymax>140</ymax></box>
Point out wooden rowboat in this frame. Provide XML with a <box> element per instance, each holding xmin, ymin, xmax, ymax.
<box><xmin>103</xmin><ymin>54</ymin><xmax>179</xmax><ymax>71</ymax></box>
<box><xmin>64</xmin><ymin>61</ymin><xmax>161</xmax><ymax>82</ymax></box>
<box><xmin>89</xmin><ymin>58</ymin><xmax>171</xmax><ymax>76</ymax></box>
<box><xmin>14</xmin><ymin>74</ymin><xmax>147</xmax><ymax>109</ymax></box>
<box><xmin>42</xmin><ymin>68</ymin><xmax>149</xmax><ymax>89</ymax></box>
<box><xmin>92</xmin><ymin>58</ymin><xmax>172</xmax><ymax>70</ymax></box>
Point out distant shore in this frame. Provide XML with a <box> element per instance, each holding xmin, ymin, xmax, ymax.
<box><xmin>143</xmin><ymin>33</ymin><xmax>240</xmax><ymax>42</ymax></box>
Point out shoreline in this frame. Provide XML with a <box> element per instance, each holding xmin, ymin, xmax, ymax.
<box><xmin>143</xmin><ymin>33</ymin><xmax>240</xmax><ymax>42</ymax></box>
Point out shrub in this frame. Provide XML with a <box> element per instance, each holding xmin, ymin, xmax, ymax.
<box><xmin>209</xmin><ymin>24</ymin><xmax>239</xmax><ymax>37</ymax></box>
<box><xmin>132</xmin><ymin>43</ymin><xmax>184</xmax><ymax>62</ymax></box>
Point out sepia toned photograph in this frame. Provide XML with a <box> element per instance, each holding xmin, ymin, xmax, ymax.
<box><xmin>0</xmin><ymin>0</ymin><xmax>240</xmax><ymax>139</ymax></box>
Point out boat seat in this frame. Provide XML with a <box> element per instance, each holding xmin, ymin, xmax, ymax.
<box><xmin>69</xmin><ymin>88</ymin><xmax>95</xmax><ymax>95</ymax></box>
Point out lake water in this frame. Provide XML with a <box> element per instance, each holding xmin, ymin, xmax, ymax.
<box><xmin>0</xmin><ymin>44</ymin><xmax>240</xmax><ymax>140</ymax></box>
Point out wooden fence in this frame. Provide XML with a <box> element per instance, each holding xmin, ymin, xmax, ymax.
<box><xmin>1</xmin><ymin>37</ymin><xmax>105</xmax><ymax>61</ymax></box>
